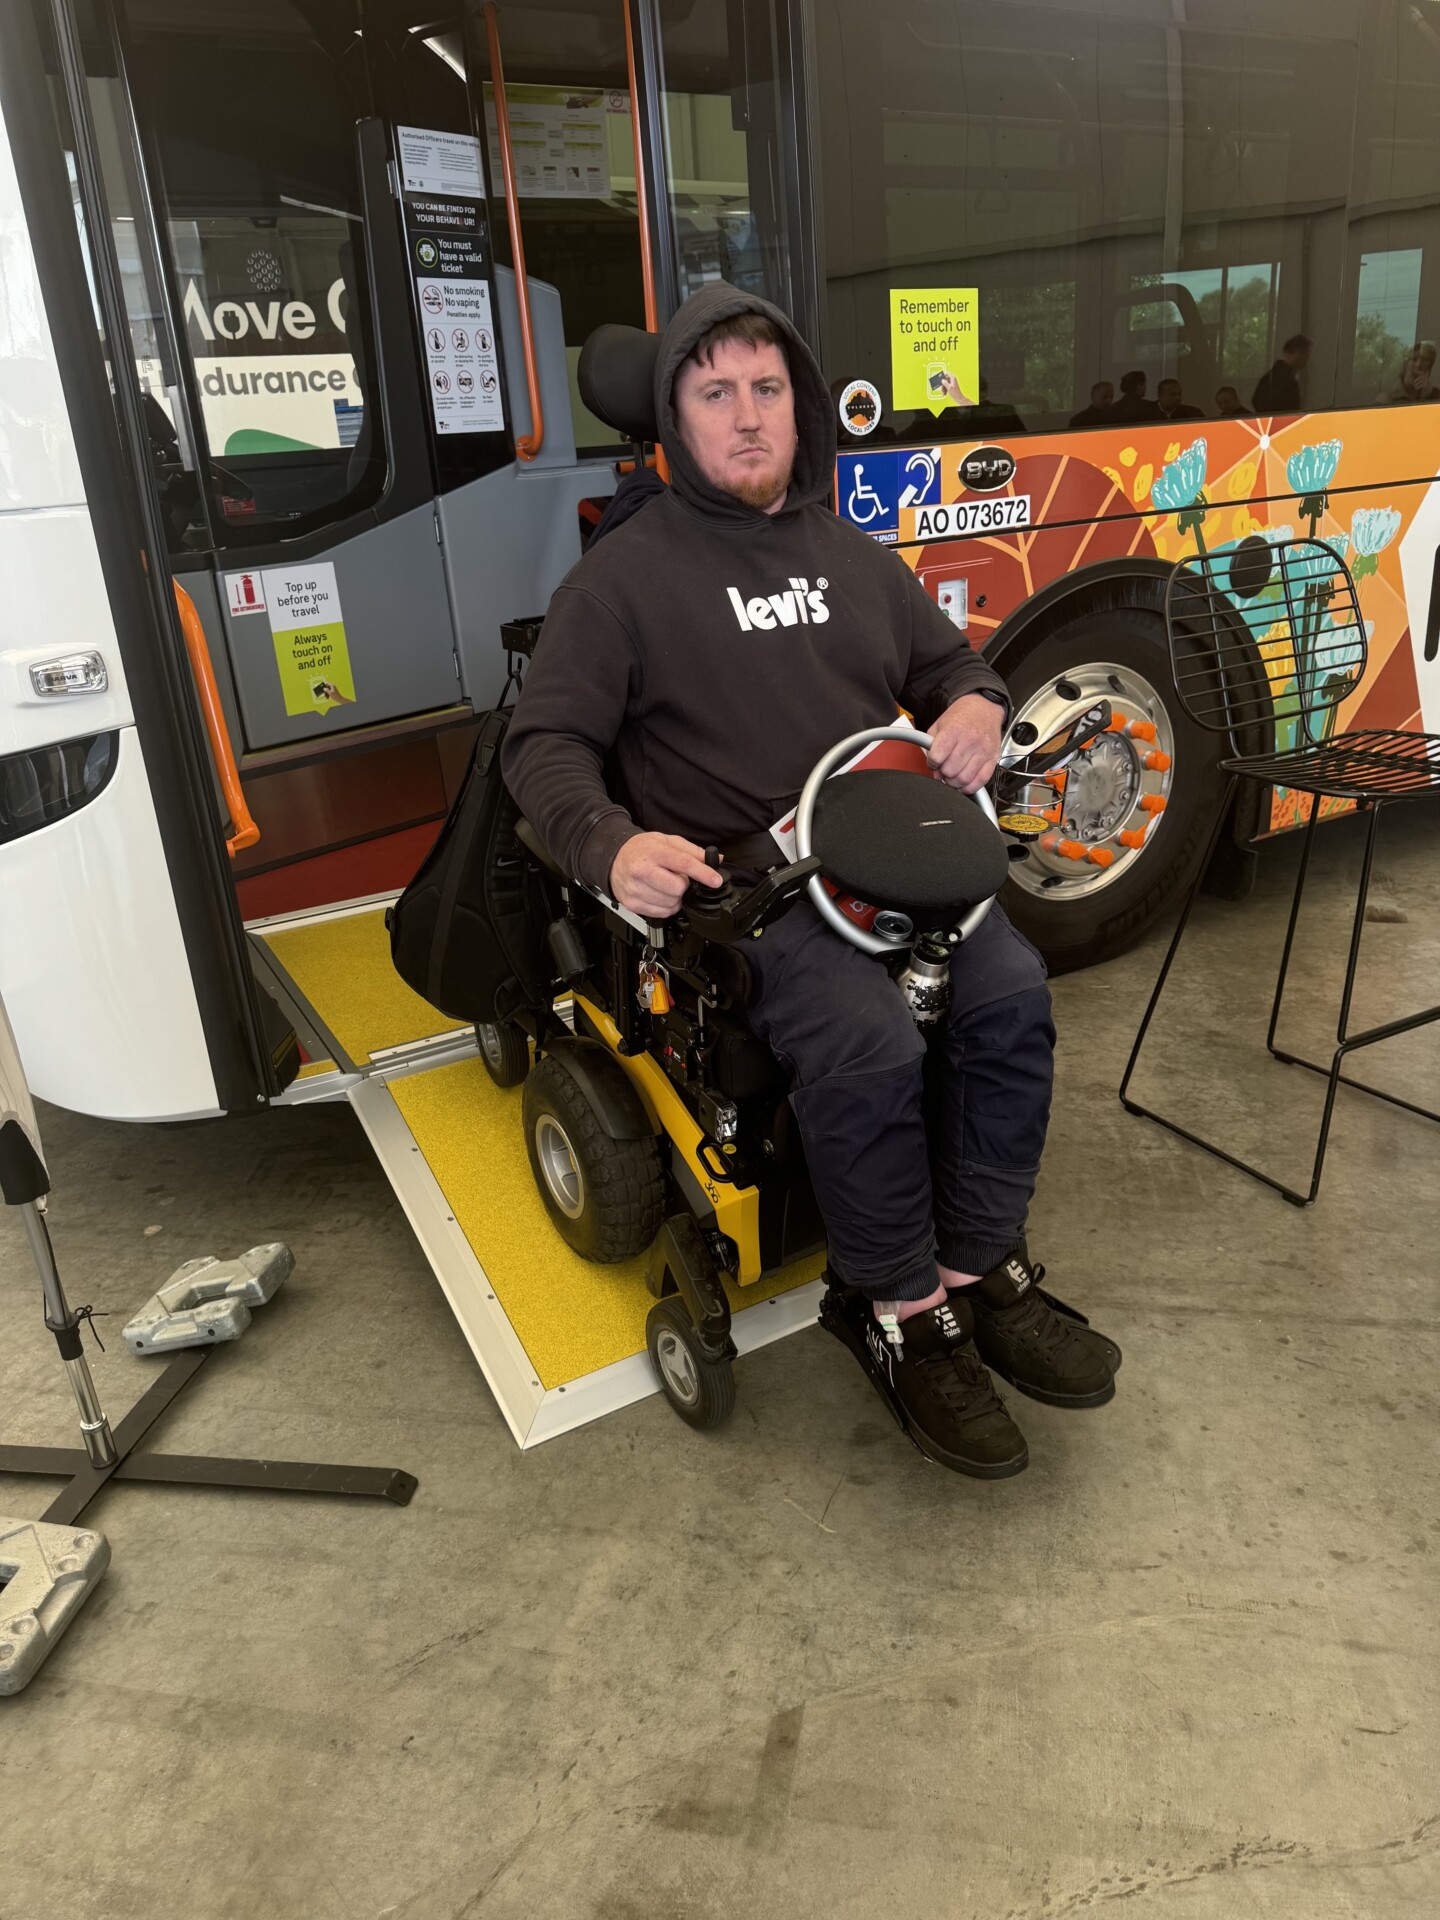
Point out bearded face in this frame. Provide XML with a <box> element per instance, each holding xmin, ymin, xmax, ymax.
<box><xmin>673</xmin><ymin>338</ymin><xmax>798</xmax><ymax>514</ymax></box>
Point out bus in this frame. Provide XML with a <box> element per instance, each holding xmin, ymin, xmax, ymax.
<box><xmin>2</xmin><ymin>0</ymin><xmax>1437</xmax><ymax>1437</ymax></box>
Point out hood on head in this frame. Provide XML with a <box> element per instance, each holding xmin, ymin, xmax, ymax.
<box><xmin>653</xmin><ymin>282</ymin><xmax>835</xmax><ymax>524</ymax></box>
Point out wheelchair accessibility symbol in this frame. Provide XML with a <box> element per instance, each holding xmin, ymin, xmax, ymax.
<box><xmin>846</xmin><ymin>463</ymin><xmax>885</xmax><ymax>526</ymax></box>
<box><xmin>839</xmin><ymin>447</ymin><xmax>943</xmax><ymax>538</ymax></box>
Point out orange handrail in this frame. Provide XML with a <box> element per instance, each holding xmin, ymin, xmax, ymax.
<box><xmin>172</xmin><ymin>580</ymin><xmax>260</xmax><ymax>857</ymax></box>
<box><xmin>623</xmin><ymin>3</ymin><xmax>658</xmax><ymax>335</ymax></box>
<box><xmin>622</xmin><ymin>1</ymin><xmax>668</xmax><ymax>480</ymax></box>
<box><xmin>483</xmin><ymin>3</ymin><xmax>544</xmax><ymax>461</ymax></box>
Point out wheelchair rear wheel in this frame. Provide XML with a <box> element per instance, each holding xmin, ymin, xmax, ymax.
<box><xmin>476</xmin><ymin>1020</ymin><xmax>529</xmax><ymax>1087</ymax></box>
<box><xmin>645</xmin><ymin>1297</ymin><xmax>736</xmax><ymax>1429</ymax></box>
<box><xmin>522</xmin><ymin>1053</ymin><xmax>665</xmax><ymax>1261</ymax></box>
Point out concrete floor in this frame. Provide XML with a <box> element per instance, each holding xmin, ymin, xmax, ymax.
<box><xmin>2</xmin><ymin>800</ymin><xmax>1437</xmax><ymax>1920</ymax></box>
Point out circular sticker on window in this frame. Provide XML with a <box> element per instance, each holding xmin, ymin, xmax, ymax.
<box><xmin>838</xmin><ymin>378</ymin><xmax>882</xmax><ymax>437</ymax></box>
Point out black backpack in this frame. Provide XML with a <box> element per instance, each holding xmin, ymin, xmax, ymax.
<box><xmin>388</xmin><ymin>706</ymin><xmax>554</xmax><ymax>1024</ymax></box>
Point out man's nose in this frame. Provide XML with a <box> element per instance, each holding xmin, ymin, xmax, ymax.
<box><xmin>732</xmin><ymin>385</ymin><xmax>762</xmax><ymax>433</ymax></box>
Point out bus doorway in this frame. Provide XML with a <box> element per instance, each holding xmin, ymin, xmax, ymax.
<box><xmin>81</xmin><ymin>0</ymin><xmax>640</xmax><ymax>871</ymax></box>
<box><xmin>3</xmin><ymin>0</ymin><xmax>830</xmax><ymax>1443</ymax></box>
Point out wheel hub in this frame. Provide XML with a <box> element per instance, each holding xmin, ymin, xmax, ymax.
<box><xmin>654</xmin><ymin>1328</ymin><xmax>700</xmax><ymax>1405</ymax></box>
<box><xmin>534</xmin><ymin>1115</ymin><xmax>584</xmax><ymax>1219</ymax></box>
<box><xmin>1003</xmin><ymin>661</ymin><xmax>1176</xmax><ymax>901</ymax></box>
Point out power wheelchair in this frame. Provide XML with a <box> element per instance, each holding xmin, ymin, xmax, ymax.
<box><xmin>478</xmin><ymin>325</ymin><xmax>1113</xmax><ymax>1434</ymax></box>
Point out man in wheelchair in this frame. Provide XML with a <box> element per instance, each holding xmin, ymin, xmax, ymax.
<box><xmin>504</xmin><ymin>284</ymin><xmax>1119</xmax><ymax>1478</ymax></box>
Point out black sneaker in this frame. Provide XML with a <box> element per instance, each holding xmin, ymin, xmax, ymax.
<box><xmin>819</xmin><ymin>1283</ymin><xmax>1028</xmax><ymax>1479</ymax></box>
<box><xmin>966</xmin><ymin>1250</ymin><xmax>1119</xmax><ymax>1409</ymax></box>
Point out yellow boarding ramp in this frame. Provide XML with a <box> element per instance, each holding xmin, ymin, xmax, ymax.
<box><xmin>249</xmin><ymin>899</ymin><xmax>826</xmax><ymax>1445</ymax></box>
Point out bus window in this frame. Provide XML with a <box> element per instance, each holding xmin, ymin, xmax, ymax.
<box><xmin>1111</xmin><ymin>284</ymin><xmax>1214</xmax><ymax>409</ymax></box>
<box><xmin>114</xmin><ymin>0</ymin><xmax>386</xmax><ymax>543</ymax></box>
<box><xmin>167</xmin><ymin>212</ymin><xmax>366</xmax><ymax>477</ymax></box>
<box><xmin>653</xmin><ymin>1</ymin><xmax>807</xmax><ymax>325</ymax></box>
<box><xmin>1351</xmin><ymin>251</ymin><xmax>1424</xmax><ymax>400</ymax></box>
<box><xmin>1344</xmin><ymin>3</ymin><xmax>1440</xmax><ymax>406</ymax></box>
<box><xmin>814</xmin><ymin>0</ymin><xmax>1368</xmax><ymax>435</ymax></box>
<box><xmin>461</xmin><ymin>3</ymin><xmax>644</xmax><ymax>458</ymax></box>
<box><xmin>465</xmin><ymin>2</ymin><xmax>803</xmax><ymax>450</ymax></box>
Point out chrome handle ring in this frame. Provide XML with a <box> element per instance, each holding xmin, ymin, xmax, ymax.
<box><xmin>792</xmin><ymin>724</ymin><xmax>1000</xmax><ymax>957</ymax></box>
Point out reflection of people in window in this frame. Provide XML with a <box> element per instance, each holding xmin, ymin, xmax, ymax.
<box><xmin>1156</xmin><ymin>377</ymin><xmax>1203</xmax><ymax>421</ymax></box>
<box><xmin>1387</xmin><ymin>342</ymin><xmax>1440</xmax><ymax>403</ymax></box>
<box><xmin>1251</xmin><ymin>334</ymin><xmax>1310</xmax><ymax>414</ymax></box>
<box><xmin>943</xmin><ymin>376</ymin><xmax>1026</xmax><ymax>435</ymax></box>
<box><xmin>1215</xmin><ymin>386</ymin><xmax>1250</xmax><ymax>417</ymax></box>
<box><xmin>1069</xmin><ymin>381</ymin><xmax>1114</xmax><ymax>427</ymax></box>
<box><xmin>1110</xmin><ymin>370</ymin><xmax>1160</xmax><ymax>423</ymax></box>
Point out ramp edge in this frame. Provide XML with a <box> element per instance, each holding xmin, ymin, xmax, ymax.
<box><xmin>348</xmin><ymin>1079</ymin><xmax>826</xmax><ymax>1450</ymax></box>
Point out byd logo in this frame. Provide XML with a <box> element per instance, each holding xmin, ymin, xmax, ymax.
<box><xmin>725</xmin><ymin>577</ymin><xmax>830</xmax><ymax>630</ymax></box>
<box><xmin>958</xmin><ymin>444</ymin><xmax>1016</xmax><ymax>492</ymax></box>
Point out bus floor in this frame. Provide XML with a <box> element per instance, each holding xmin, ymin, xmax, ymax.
<box><xmin>2</xmin><ymin>795</ymin><xmax>1437</xmax><ymax>1919</ymax></box>
<box><xmin>245</xmin><ymin>897</ymin><xmax>823</xmax><ymax>1444</ymax></box>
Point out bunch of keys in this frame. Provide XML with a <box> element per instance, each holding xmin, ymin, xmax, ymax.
<box><xmin>637</xmin><ymin>959</ymin><xmax>672</xmax><ymax>1015</ymax></box>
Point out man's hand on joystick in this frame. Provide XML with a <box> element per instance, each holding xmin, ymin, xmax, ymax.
<box><xmin>611</xmin><ymin>833</ymin><xmax>725</xmax><ymax>919</ymax></box>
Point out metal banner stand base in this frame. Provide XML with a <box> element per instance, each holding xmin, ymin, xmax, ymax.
<box><xmin>0</xmin><ymin>1342</ymin><xmax>417</xmax><ymax>1528</ymax></box>
<box><xmin>1</xmin><ymin>1203</ymin><xmax>417</xmax><ymax>1529</ymax></box>
<box><xmin>0</xmin><ymin>1515</ymin><xmax>110</xmax><ymax>1695</ymax></box>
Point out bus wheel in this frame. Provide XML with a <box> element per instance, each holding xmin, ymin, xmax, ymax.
<box><xmin>996</xmin><ymin>606</ymin><xmax>1227</xmax><ymax>974</ymax></box>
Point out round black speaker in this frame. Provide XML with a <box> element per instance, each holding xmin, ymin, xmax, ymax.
<box><xmin>811</xmin><ymin>769</ymin><xmax>1009</xmax><ymax>915</ymax></box>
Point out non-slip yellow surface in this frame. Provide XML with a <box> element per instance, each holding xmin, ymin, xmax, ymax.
<box><xmin>261</xmin><ymin>910</ymin><xmax>465</xmax><ymax>1065</ymax></box>
<box><xmin>389</xmin><ymin>1057</ymin><xmax>826</xmax><ymax>1389</ymax></box>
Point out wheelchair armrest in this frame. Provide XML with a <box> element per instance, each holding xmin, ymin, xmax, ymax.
<box><xmin>680</xmin><ymin>856</ymin><xmax>822</xmax><ymax>944</ymax></box>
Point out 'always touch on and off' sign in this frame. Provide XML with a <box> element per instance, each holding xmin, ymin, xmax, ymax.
<box><xmin>225</xmin><ymin>563</ymin><xmax>355</xmax><ymax>717</ymax></box>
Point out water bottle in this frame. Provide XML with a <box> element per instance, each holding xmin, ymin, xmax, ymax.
<box><xmin>894</xmin><ymin>936</ymin><xmax>951</xmax><ymax>1026</ymax></box>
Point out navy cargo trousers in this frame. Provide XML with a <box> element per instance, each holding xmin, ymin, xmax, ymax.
<box><xmin>744</xmin><ymin>902</ymin><xmax>1055</xmax><ymax>1302</ymax></box>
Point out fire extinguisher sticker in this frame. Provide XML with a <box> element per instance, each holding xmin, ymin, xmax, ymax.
<box><xmin>224</xmin><ymin>571</ymin><xmax>268</xmax><ymax>617</ymax></box>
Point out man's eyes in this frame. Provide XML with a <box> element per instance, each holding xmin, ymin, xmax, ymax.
<box><xmin>701</xmin><ymin>383</ymin><xmax>784</xmax><ymax>401</ymax></box>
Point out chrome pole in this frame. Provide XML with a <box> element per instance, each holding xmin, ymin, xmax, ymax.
<box><xmin>19</xmin><ymin>1203</ymin><xmax>117</xmax><ymax>1470</ymax></box>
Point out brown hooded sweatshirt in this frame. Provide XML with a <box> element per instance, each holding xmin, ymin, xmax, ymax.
<box><xmin>501</xmin><ymin>283</ymin><xmax>1008</xmax><ymax>890</ymax></box>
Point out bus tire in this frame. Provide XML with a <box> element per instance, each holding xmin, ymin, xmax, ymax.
<box><xmin>994</xmin><ymin>602</ymin><xmax>1229</xmax><ymax>975</ymax></box>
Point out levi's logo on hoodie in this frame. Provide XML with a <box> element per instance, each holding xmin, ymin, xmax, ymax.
<box><xmin>725</xmin><ymin>577</ymin><xmax>830</xmax><ymax>631</ymax></box>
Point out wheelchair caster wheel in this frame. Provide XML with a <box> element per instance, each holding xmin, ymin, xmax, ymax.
<box><xmin>645</xmin><ymin>1298</ymin><xmax>735</xmax><ymax>1430</ymax></box>
<box><xmin>476</xmin><ymin>1020</ymin><xmax>528</xmax><ymax>1088</ymax></box>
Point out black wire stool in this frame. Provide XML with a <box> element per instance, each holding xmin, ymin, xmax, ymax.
<box><xmin>1120</xmin><ymin>537</ymin><xmax>1440</xmax><ymax>1204</ymax></box>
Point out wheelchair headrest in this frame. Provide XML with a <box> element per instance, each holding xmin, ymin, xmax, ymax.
<box><xmin>578</xmin><ymin>323</ymin><xmax>661</xmax><ymax>444</ymax></box>
<box><xmin>812</xmin><ymin>770</ymin><xmax>1010</xmax><ymax>917</ymax></box>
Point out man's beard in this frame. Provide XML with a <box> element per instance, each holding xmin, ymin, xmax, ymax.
<box><xmin>727</xmin><ymin>446</ymin><xmax>795</xmax><ymax>511</ymax></box>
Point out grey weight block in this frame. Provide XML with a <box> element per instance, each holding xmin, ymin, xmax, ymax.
<box><xmin>123</xmin><ymin>1242</ymin><xmax>293</xmax><ymax>1356</ymax></box>
<box><xmin>0</xmin><ymin>1515</ymin><xmax>110</xmax><ymax>1695</ymax></box>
